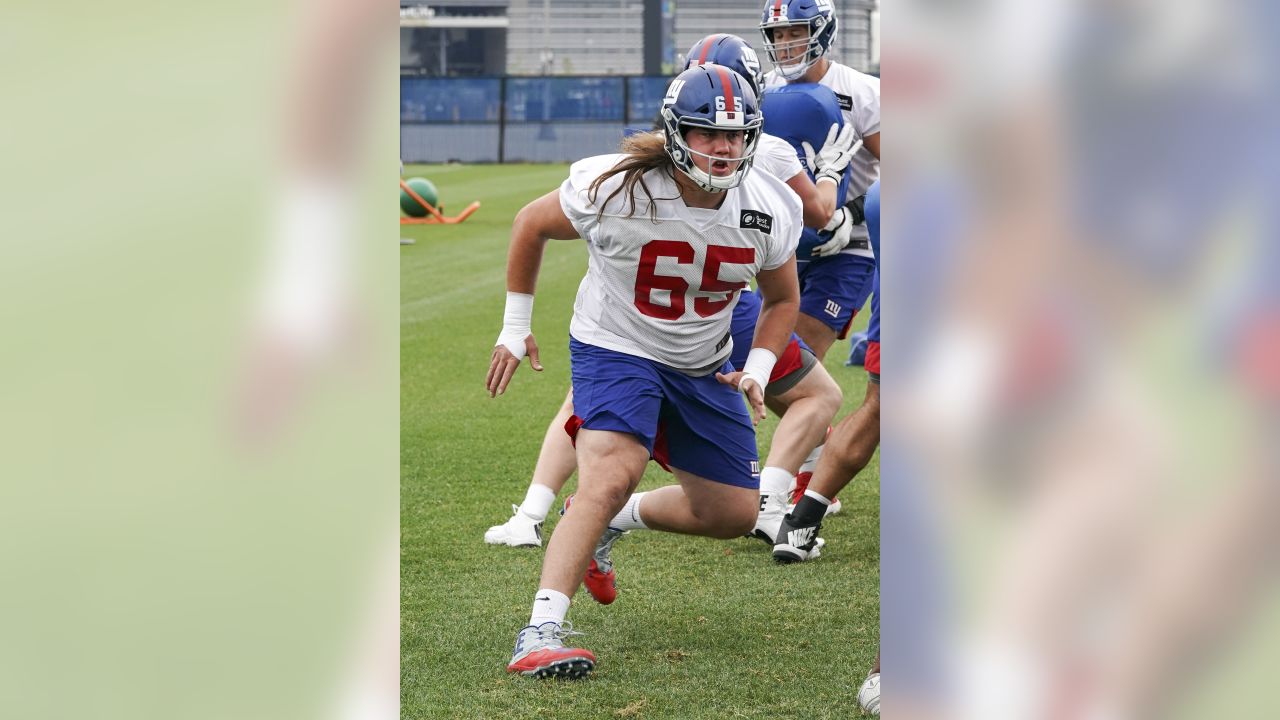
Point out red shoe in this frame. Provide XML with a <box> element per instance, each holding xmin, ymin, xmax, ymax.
<box><xmin>790</xmin><ymin>472</ymin><xmax>840</xmax><ymax>515</ymax></box>
<box><xmin>507</xmin><ymin>622</ymin><xmax>596</xmax><ymax>678</ymax></box>
<box><xmin>584</xmin><ymin>557</ymin><xmax>617</xmax><ymax>605</ymax></box>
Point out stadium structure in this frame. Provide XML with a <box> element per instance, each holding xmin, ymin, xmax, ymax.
<box><xmin>401</xmin><ymin>0</ymin><xmax>879</xmax><ymax>162</ymax></box>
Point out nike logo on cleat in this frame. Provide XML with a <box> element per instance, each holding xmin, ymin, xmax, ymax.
<box><xmin>787</xmin><ymin>526</ymin><xmax>817</xmax><ymax>547</ymax></box>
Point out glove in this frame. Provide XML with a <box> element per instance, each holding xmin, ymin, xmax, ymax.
<box><xmin>811</xmin><ymin>207</ymin><xmax>853</xmax><ymax>257</ymax></box>
<box><xmin>801</xmin><ymin>123</ymin><xmax>861</xmax><ymax>186</ymax></box>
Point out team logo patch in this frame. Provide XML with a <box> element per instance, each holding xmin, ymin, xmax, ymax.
<box><xmin>835</xmin><ymin>93</ymin><xmax>854</xmax><ymax>112</ymax></box>
<box><xmin>824</xmin><ymin>299</ymin><xmax>842</xmax><ymax>318</ymax></box>
<box><xmin>740</xmin><ymin>210</ymin><xmax>773</xmax><ymax>233</ymax></box>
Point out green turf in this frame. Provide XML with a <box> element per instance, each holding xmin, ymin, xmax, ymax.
<box><xmin>401</xmin><ymin>162</ymin><xmax>879</xmax><ymax>719</ymax></box>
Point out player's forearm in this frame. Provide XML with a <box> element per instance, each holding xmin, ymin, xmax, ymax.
<box><xmin>805</xmin><ymin>179</ymin><xmax>838</xmax><ymax>229</ymax></box>
<box><xmin>505</xmin><ymin>231</ymin><xmax>547</xmax><ymax>294</ymax></box>
<box><xmin>789</xmin><ymin>173</ymin><xmax>836</xmax><ymax>229</ymax></box>
<box><xmin>752</xmin><ymin>296</ymin><xmax>799</xmax><ymax>357</ymax></box>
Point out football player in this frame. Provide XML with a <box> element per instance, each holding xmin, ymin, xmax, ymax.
<box><xmin>760</xmin><ymin>0</ymin><xmax>880</xmax><ymax>361</ymax></box>
<box><xmin>775</xmin><ymin>179</ymin><xmax>880</xmax><ymax>562</ymax></box>
<box><xmin>484</xmin><ymin>34</ymin><xmax>857</xmax><ymax>549</ymax></box>
<box><xmin>489</xmin><ymin>65</ymin><xmax>801</xmax><ymax>678</ymax></box>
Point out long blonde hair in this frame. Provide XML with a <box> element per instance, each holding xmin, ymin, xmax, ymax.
<box><xmin>587</xmin><ymin>131</ymin><xmax>680</xmax><ymax>223</ymax></box>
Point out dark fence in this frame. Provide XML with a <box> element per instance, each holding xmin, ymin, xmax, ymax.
<box><xmin>401</xmin><ymin>75</ymin><xmax>674</xmax><ymax>163</ymax></box>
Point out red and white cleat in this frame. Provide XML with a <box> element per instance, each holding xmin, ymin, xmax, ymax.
<box><xmin>506</xmin><ymin>622</ymin><xmax>596</xmax><ymax>679</ymax></box>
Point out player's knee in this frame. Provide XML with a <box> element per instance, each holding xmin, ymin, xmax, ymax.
<box><xmin>725</xmin><ymin>508</ymin><xmax>757</xmax><ymax>537</ymax></box>
<box><xmin>819</xmin><ymin>381</ymin><xmax>844</xmax><ymax>418</ymax></box>
<box><xmin>575</xmin><ymin>481</ymin><xmax>633</xmax><ymax>516</ymax></box>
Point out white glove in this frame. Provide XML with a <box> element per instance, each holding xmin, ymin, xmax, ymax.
<box><xmin>801</xmin><ymin>123</ymin><xmax>861</xmax><ymax>186</ymax></box>
<box><xmin>811</xmin><ymin>207</ymin><xmax>853</xmax><ymax>257</ymax></box>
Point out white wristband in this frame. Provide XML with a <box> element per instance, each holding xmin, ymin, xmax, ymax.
<box><xmin>815</xmin><ymin>175</ymin><xmax>839</xmax><ymax>187</ymax></box>
<box><xmin>496</xmin><ymin>291</ymin><xmax>534</xmax><ymax>358</ymax></box>
<box><xmin>740</xmin><ymin>347</ymin><xmax>778</xmax><ymax>395</ymax></box>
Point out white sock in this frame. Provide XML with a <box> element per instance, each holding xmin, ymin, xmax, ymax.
<box><xmin>799</xmin><ymin>442</ymin><xmax>825</xmax><ymax>474</ymax></box>
<box><xmin>803</xmin><ymin>488</ymin><xmax>832</xmax><ymax>506</ymax></box>
<box><xmin>759</xmin><ymin>466</ymin><xmax>792</xmax><ymax>506</ymax></box>
<box><xmin>518</xmin><ymin>483</ymin><xmax>556</xmax><ymax>522</ymax></box>
<box><xmin>609</xmin><ymin>492</ymin><xmax>648</xmax><ymax>531</ymax></box>
<box><xmin>529</xmin><ymin>588</ymin><xmax>571</xmax><ymax>627</ymax></box>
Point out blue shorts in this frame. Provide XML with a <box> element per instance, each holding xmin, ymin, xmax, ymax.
<box><xmin>568</xmin><ymin>337</ymin><xmax>760</xmax><ymax>489</ymax></box>
<box><xmin>796</xmin><ymin>253</ymin><xmax>877</xmax><ymax>338</ymax></box>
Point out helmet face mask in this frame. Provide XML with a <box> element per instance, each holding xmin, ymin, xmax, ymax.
<box><xmin>660</xmin><ymin>65</ymin><xmax>763</xmax><ymax>193</ymax></box>
<box><xmin>759</xmin><ymin>0</ymin><xmax>839</xmax><ymax>80</ymax></box>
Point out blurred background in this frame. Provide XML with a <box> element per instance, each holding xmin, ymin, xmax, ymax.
<box><xmin>399</xmin><ymin>0</ymin><xmax>879</xmax><ymax>163</ymax></box>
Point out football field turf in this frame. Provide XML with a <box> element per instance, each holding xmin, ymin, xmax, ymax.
<box><xmin>401</xmin><ymin>162</ymin><xmax>879</xmax><ymax>718</ymax></box>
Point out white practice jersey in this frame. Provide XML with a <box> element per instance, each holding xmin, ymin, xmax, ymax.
<box><xmin>755</xmin><ymin>133</ymin><xmax>804</xmax><ymax>184</ymax></box>
<box><xmin>765</xmin><ymin>62</ymin><xmax>880</xmax><ymax>258</ymax></box>
<box><xmin>560</xmin><ymin>153</ymin><xmax>802</xmax><ymax>373</ymax></box>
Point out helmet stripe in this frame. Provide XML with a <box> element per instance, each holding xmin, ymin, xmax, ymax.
<box><xmin>696</xmin><ymin>34</ymin><xmax>723</xmax><ymax>66</ymax></box>
<box><xmin>772</xmin><ymin>0</ymin><xmax>783</xmax><ymax>19</ymax></box>
<box><xmin>716</xmin><ymin>66</ymin><xmax>735</xmax><ymax>120</ymax></box>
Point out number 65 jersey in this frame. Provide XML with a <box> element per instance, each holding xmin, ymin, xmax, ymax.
<box><xmin>560</xmin><ymin>152</ymin><xmax>801</xmax><ymax>375</ymax></box>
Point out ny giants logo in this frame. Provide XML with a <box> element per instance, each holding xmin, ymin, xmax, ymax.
<box><xmin>663</xmin><ymin>79</ymin><xmax>686</xmax><ymax>106</ymax></box>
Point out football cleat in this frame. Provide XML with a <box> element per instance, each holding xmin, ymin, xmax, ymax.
<box><xmin>561</xmin><ymin>495</ymin><xmax>625</xmax><ymax>605</ymax></box>
<box><xmin>506</xmin><ymin>621</ymin><xmax>596</xmax><ymax>679</ymax></box>
<box><xmin>772</xmin><ymin>512</ymin><xmax>826</xmax><ymax>564</ymax></box>
<box><xmin>484</xmin><ymin>504</ymin><xmax>543</xmax><ymax>547</ymax></box>
<box><xmin>750</xmin><ymin>492</ymin><xmax>788</xmax><ymax>545</ymax></box>
<box><xmin>857</xmin><ymin>671</ymin><xmax>881</xmax><ymax>715</ymax></box>
<box><xmin>584</xmin><ymin>528</ymin><xmax>624</xmax><ymax>604</ymax></box>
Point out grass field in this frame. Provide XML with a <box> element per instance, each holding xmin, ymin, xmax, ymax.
<box><xmin>401</xmin><ymin>162</ymin><xmax>879</xmax><ymax>719</ymax></box>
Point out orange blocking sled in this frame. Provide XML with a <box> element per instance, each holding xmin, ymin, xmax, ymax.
<box><xmin>399</xmin><ymin>179</ymin><xmax>480</xmax><ymax>225</ymax></box>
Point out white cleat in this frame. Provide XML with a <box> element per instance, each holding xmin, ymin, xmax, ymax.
<box><xmin>857</xmin><ymin>671</ymin><xmax>880</xmax><ymax>715</ymax></box>
<box><xmin>750</xmin><ymin>493</ymin><xmax>789</xmax><ymax>545</ymax></box>
<box><xmin>484</xmin><ymin>505</ymin><xmax>542</xmax><ymax>547</ymax></box>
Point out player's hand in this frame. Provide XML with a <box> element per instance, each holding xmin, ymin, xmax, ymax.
<box><xmin>716</xmin><ymin>370</ymin><xmax>767</xmax><ymax>425</ymax></box>
<box><xmin>811</xmin><ymin>206</ymin><xmax>853</xmax><ymax>257</ymax></box>
<box><xmin>486</xmin><ymin>334</ymin><xmax>542</xmax><ymax>397</ymax></box>
<box><xmin>801</xmin><ymin>123</ymin><xmax>861</xmax><ymax>185</ymax></box>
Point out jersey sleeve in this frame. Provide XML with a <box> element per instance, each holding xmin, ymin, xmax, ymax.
<box><xmin>851</xmin><ymin>75</ymin><xmax>880</xmax><ymax>137</ymax></box>
<box><xmin>757</xmin><ymin>134</ymin><xmax>804</xmax><ymax>183</ymax></box>
<box><xmin>762</xmin><ymin>183</ymin><xmax>803</xmax><ymax>270</ymax></box>
<box><xmin>558</xmin><ymin>154</ymin><xmax>626</xmax><ymax>240</ymax></box>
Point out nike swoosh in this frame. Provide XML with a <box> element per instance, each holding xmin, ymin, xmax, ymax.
<box><xmin>536</xmin><ymin>596</ymin><xmax>551</xmax><ymax>601</ymax></box>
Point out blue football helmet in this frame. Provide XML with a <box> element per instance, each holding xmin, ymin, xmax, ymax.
<box><xmin>660</xmin><ymin>64</ymin><xmax>763</xmax><ymax>193</ymax></box>
<box><xmin>761</xmin><ymin>83</ymin><xmax>849</xmax><ymax>258</ymax></box>
<box><xmin>759</xmin><ymin>0</ymin><xmax>839</xmax><ymax>80</ymax></box>
<box><xmin>683</xmin><ymin>34</ymin><xmax>764</xmax><ymax>97</ymax></box>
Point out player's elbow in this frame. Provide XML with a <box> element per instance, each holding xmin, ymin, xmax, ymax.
<box><xmin>511</xmin><ymin>201</ymin><xmax>540</xmax><ymax>237</ymax></box>
<box><xmin>802</xmin><ymin>203</ymin><xmax>834</xmax><ymax>230</ymax></box>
